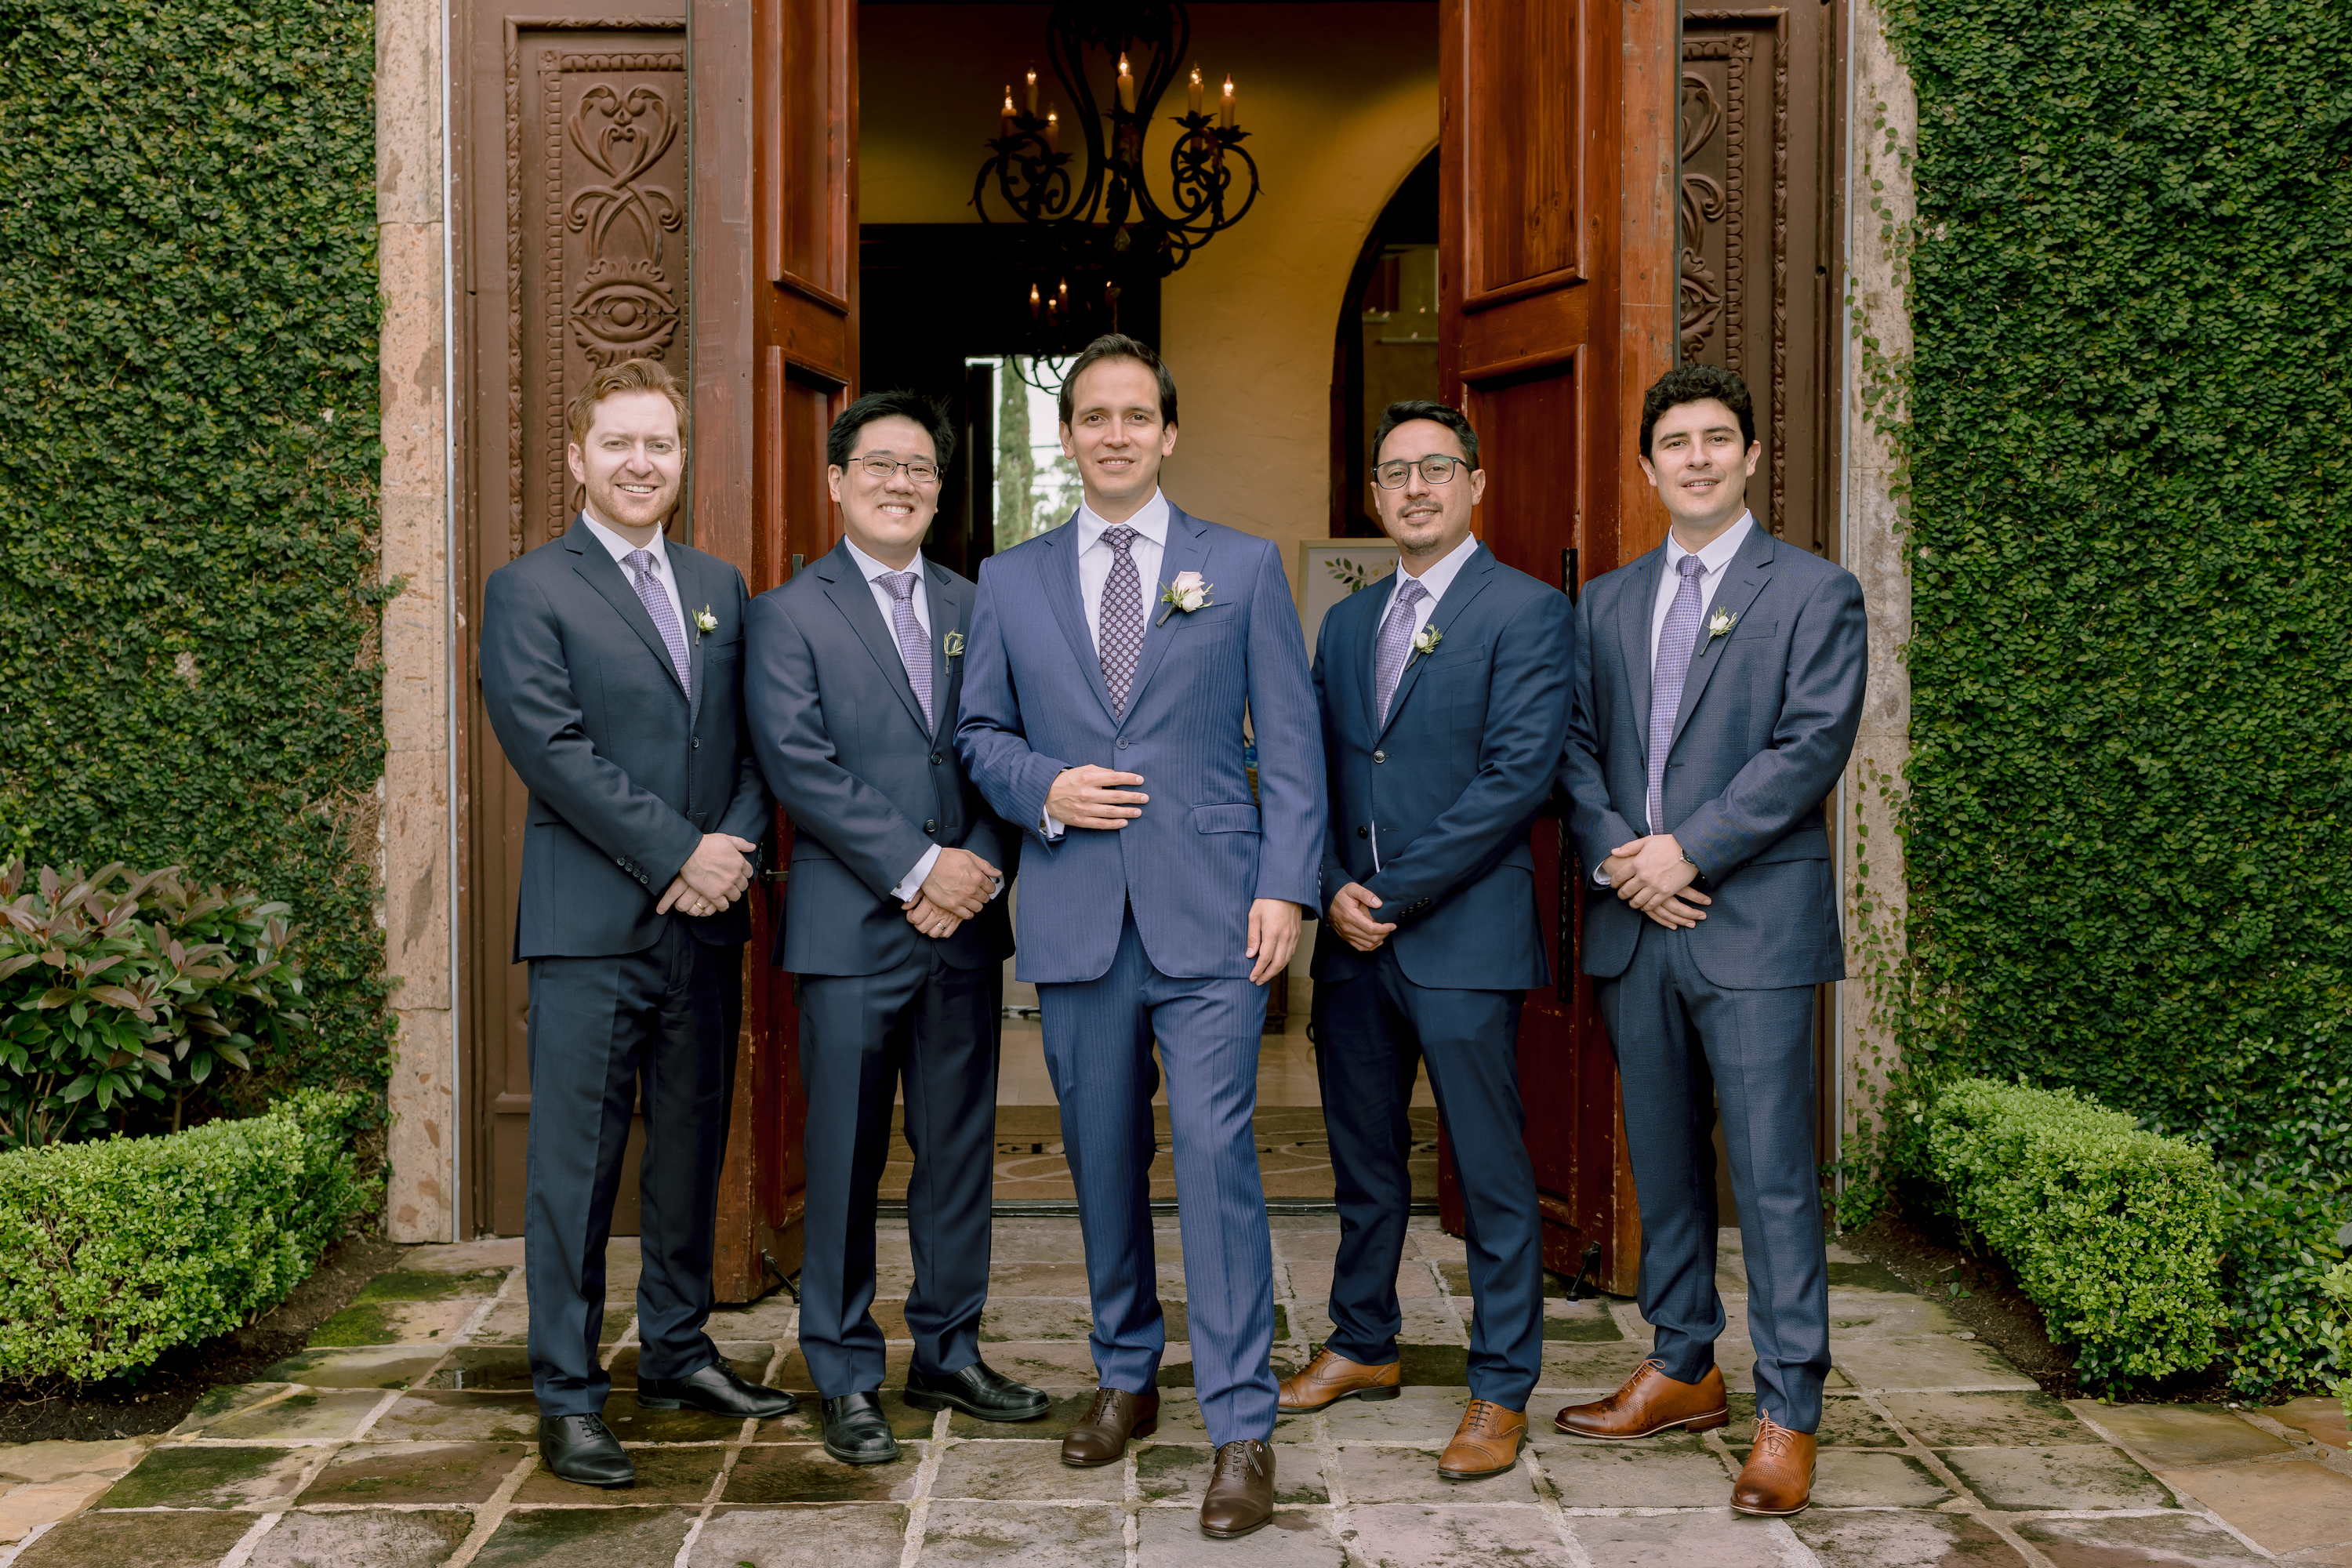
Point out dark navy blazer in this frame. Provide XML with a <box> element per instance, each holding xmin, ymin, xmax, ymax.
<box><xmin>743</xmin><ymin>539</ymin><xmax>1012</xmax><ymax>977</ymax></box>
<box><xmin>479</xmin><ymin>517</ymin><xmax>771</xmax><ymax>960</ymax></box>
<box><xmin>1309</xmin><ymin>543</ymin><xmax>1574</xmax><ymax>993</ymax></box>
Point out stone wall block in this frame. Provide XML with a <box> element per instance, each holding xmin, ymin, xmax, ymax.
<box><xmin>376</xmin><ymin>0</ymin><xmax>443</xmax><ymax>227</ymax></box>
<box><xmin>387</xmin><ymin>1006</ymin><xmax>455</xmax><ymax>1242</ymax></box>
<box><xmin>379</xmin><ymin>222</ymin><xmax>447</xmax><ymax>502</ymax></box>
<box><xmin>381</xmin><ymin>749</ymin><xmax>450</xmax><ymax>1008</ymax></box>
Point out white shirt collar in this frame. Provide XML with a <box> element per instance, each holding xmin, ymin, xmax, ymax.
<box><xmin>842</xmin><ymin>535</ymin><xmax>926</xmax><ymax>586</ymax></box>
<box><xmin>1076</xmin><ymin>488</ymin><xmax>1171</xmax><ymax>550</ymax></box>
<box><xmin>580</xmin><ymin>509</ymin><xmax>668</xmax><ymax>568</ymax></box>
<box><xmin>1388</xmin><ymin>531</ymin><xmax>1480</xmax><ymax>608</ymax></box>
<box><xmin>1668</xmin><ymin>511</ymin><xmax>1755</xmax><ymax>576</ymax></box>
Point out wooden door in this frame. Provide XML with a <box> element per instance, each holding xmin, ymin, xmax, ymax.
<box><xmin>696</xmin><ymin>0</ymin><xmax>858</xmax><ymax>1300</ymax></box>
<box><xmin>1432</xmin><ymin>0</ymin><xmax>1678</xmax><ymax>1295</ymax></box>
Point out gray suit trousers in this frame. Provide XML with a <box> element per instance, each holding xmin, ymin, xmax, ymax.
<box><xmin>1597</xmin><ymin>922</ymin><xmax>1831</xmax><ymax>1433</ymax></box>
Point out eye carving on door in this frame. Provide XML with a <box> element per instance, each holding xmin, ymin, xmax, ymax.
<box><xmin>564</xmin><ymin>72</ymin><xmax>686</xmax><ymax>369</ymax></box>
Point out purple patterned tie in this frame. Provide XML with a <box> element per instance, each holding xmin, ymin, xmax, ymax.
<box><xmin>879</xmin><ymin>571</ymin><xmax>934</xmax><ymax>732</ymax></box>
<box><xmin>622</xmin><ymin>547</ymin><xmax>691</xmax><ymax>699</ymax></box>
<box><xmin>1647</xmin><ymin>554</ymin><xmax>1707</xmax><ymax>833</ymax></box>
<box><xmin>1098</xmin><ymin>524</ymin><xmax>1144</xmax><ymax>717</ymax></box>
<box><xmin>1374</xmin><ymin>576</ymin><xmax>1430</xmax><ymax>727</ymax></box>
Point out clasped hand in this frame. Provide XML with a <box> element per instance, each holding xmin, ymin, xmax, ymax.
<box><xmin>1599</xmin><ymin>833</ymin><xmax>1713</xmax><ymax>930</ymax></box>
<box><xmin>655</xmin><ymin>833</ymin><xmax>760</xmax><ymax>918</ymax></box>
<box><xmin>1045</xmin><ymin>765</ymin><xmax>1148</xmax><ymax>829</ymax></box>
<box><xmin>1327</xmin><ymin>883</ymin><xmax>1396</xmax><ymax>953</ymax></box>
<box><xmin>902</xmin><ymin>846</ymin><xmax>1001</xmax><ymax>941</ymax></box>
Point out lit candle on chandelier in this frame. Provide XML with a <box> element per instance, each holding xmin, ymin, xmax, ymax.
<box><xmin>1029</xmin><ymin>282</ymin><xmax>1042</xmax><ymax>320</ymax></box>
<box><xmin>1025</xmin><ymin>68</ymin><xmax>1039</xmax><ymax>114</ymax></box>
<box><xmin>1116</xmin><ymin>53</ymin><xmax>1138</xmax><ymax>113</ymax></box>
<box><xmin>1188</xmin><ymin>64</ymin><xmax>1203</xmax><ymax>114</ymax></box>
<box><xmin>1220</xmin><ymin>74</ymin><xmax>1237</xmax><ymax>129</ymax></box>
<box><xmin>1000</xmin><ymin>87</ymin><xmax>1016</xmax><ymax>140</ymax></box>
<box><xmin>1044</xmin><ymin>107</ymin><xmax>1061</xmax><ymax>151</ymax></box>
<box><xmin>1058</xmin><ymin>279</ymin><xmax>1070</xmax><ymax>317</ymax></box>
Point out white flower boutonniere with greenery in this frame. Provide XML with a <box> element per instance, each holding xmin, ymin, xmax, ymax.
<box><xmin>1156</xmin><ymin>570</ymin><xmax>1214</xmax><ymax>626</ymax></box>
<box><xmin>1408</xmin><ymin>624</ymin><xmax>1442</xmax><ymax>666</ymax></box>
<box><xmin>694</xmin><ymin>604</ymin><xmax>718</xmax><ymax>640</ymax></box>
<box><xmin>1706</xmin><ymin>608</ymin><xmax>1737</xmax><ymax>644</ymax></box>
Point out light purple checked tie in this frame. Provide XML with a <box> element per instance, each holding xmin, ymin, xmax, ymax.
<box><xmin>879</xmin><ymin>571</ymin><xmax>934</xmax><ymax>732</ymax></box>
<box><xmin>1097</xmin><ymin>525</ymin><xmax>1145</xmax><ymax>717</ymax></box>
<box><xmin>1374</xmin><ymin>575</ymin><xmax>1429</xmax><ymax>728</ymax></box>
<box><xmin>1647</xmin><ymin>554</ymin><xmax>1707</xmax><ymax>833</ymax></box>
<box><xmin>622</xmin><ymin>547</ymin><xmax>691</xmax><ymax>700</ymax></box>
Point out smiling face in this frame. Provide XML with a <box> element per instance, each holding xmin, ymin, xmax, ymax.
<box><xmin>1639</xmin><ymin>396</ymin><xmax>1760</xmax><ymax>539</ymax></box>
<box><xmin>1060</xmin><ymin>357</ymin><xmax>1177</xmax><ymax>520</ymax></box>
<box><xmin>827</xmin><ymin>413</ymin><xmax>939</xmax><ymax>569</ymax></box>
<box><xmin>567</xmin><ymin>388</ymin><xmax>684</xmax><ymax>539</ymax></box>
<box><xmin>1372</xmin><ymin>419</ymin><xmax>1487</xmax><ymax>568</ymax></box>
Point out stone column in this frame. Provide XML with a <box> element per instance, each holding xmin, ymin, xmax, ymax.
<box><xmin>378</xmin><ymin>0</ymin><xmax>456</xmax><ymax>1241</ymax></box>
<box><xmin>1838</xmin><ymin>0</ymin><xmax>1916</xmax><ymax>1179</ymax></box>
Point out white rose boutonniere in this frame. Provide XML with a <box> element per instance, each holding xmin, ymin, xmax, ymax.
<box><xmin>694</xmin><ymin>604</ymin><xmax>718</xmax><ymax>639</ymax></box>
<box><xmin>945</xmin><ymin>630</ymin><xmax>965</xmax><ymax>659</ymax></box>
<box><xmin>1410</xmin><ymin>623</ymin><xmax>1442</xmax><ymax>662</ymax></box>
<box><xmin>1705</xmin><ymin>608</ymin><xmax>1737</xmax><ymax>644</ymax></box>
<box><xmin>1156</xmin><ymin>570</ymin><xmax>1214</xmax><ymax>626</ymax></box>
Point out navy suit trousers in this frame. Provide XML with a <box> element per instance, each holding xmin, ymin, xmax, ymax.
<box><xmin>1598</xmin><ymin>923</ymin><xmax>1831</xmax><ymax>1432</ymax></box>
<box><xmin>794</xmin><ymin>950</ymin><xmax>1001</xmax><ymax>1398</ymax></box>
<box><xmin>1314</xmin><ymin>947</ymin><xmax>1543</xmax><ymax>1408</ymax></box>
<box><xmin>524</xmin><ymin>919</ymin><xmax>738</xmax><ymax>1416</ymax></box>
<box><xmin>1038</xmin><ymin>909</ymin><xmax>1276</xmax><ymax>1447</ymax></box>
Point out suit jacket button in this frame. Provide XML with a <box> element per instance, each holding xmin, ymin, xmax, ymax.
<box><xmin>1373</xmin><ymin>750</ymin><xmax>1386</xmax><ymax>764</ymax></box>
<box><xmin>1117</xmin><ymin>737</ymin><xmax>1131</xmax><ymax>749</ymax></box>
<box><xmin>691</xmin><ymin>738</ymin><xmax>701</xmax><ymax>750</ymax></box>
<box><xmin>924</xmin><ymin>820</ymin><xmax>938</xmax><ymax>835</ymax></box>
<box><xmin>1356</xmin><ymin>826</ymin><xmax>1369</xmax><ymax>840</ymax></box>
<box><xmin>931</xmin><ymin>751</ymin><xmax>944</xmax><ymax>764</ymax></box>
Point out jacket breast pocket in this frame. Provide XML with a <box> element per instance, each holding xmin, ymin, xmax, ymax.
<box><xmin>1726</xmin><ymin>617</ymin><xmax>1779</xmax><ymax>644</ymax></box>
<box><xmin>1192</xmin><ymin>803</ymin><xmax>1261</xmax><ymax>834</ymax></box>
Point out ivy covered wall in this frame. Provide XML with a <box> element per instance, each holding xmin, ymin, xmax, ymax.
<box><xmin>0</xmin><ymin>0</ymin><xmax>388</xmax><ymax>1102</ymax></box>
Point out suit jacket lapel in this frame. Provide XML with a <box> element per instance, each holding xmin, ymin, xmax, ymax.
<box><xmin>1667</xmin><ymin>526</ymin><xmax>1778</xmax><ymax>753</ymax></box>
<box><xmin>1620</xmin><ymin>544</ymin><xmax>1666</xmax><ymax>768</ymax></box>
<box><xmin>673</xmin><ymin>546</ymin><xmax>708</xmax><ymax>725</ymax></box>
<box><xmin>564</xmin><ymin>518</ymin><xmax>688</xmax><ymax>703</ymax></box>
<box><xmin>1120</xmin><ymin>505</ymin><xmax>1209</xmax><ymax>717</ymax></box>
<box><xmin>1377</xmin><ymin>546</ymin><xmax>1498</xmax><ymax>740</ymax></box>
<box><xmin>927</xmin><ymin>560</ymin><xmax>962</xmax><ymax>742</ymax></box>
<box><xmin>1357</xmin><ymin>576</ymin><xmax>1387</xmax><ymax>738</ymax></box>
<box><xmin>1041</xmin><ymin>514</ymin><xmax>1122</xmax><ymax>724</ymax></box>
<box><xmin>817</xmin><ymin>540</ymin><xmax>932</xmax><ymax>739</ymax></box>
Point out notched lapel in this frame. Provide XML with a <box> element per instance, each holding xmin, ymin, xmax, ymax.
<box><xmin>567</xmin><ymin>522</ymin><xmax>688</xmax><ymax>703</ymax></box>
<box><xmin>673</xmin><ymin>546</ymin><xmax>708</xmax><ymax>723</ymax></box>
<box><xmin>1667</xmin><ymin>528</ymin><xmax>1778</xmax><ymax>753</ymax></box>
<box><xmin>1620</xmin><ymin>547</ymin><xmax>1666</xmax><ymax>766</ymax></box>
<box><xmin>1377</xmin><ymin>549</ymin><xmax>1497</xmax><ymax>739</ymax></box>
<box><xmin>1120</xmin><ymin>507</ymin><xmax>1210</xmax><ymax>715</ymax></box>
<box><xmin>819</xmin><ymin>544</ymin><xmax>932</xmax><ymax>739</ymax></box>
<box><xmin>927</xmin><ymin>562</ymin><xmax>962</xmax><ymax>740</ymax></box>
<box><xmin>1040</xmin><ymin>518</ymin><xmax>1121</xmax><ymax>723</ymax></box>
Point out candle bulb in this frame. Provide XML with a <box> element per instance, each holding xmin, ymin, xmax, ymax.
<box><xmin>1029</xmin><ymin>282</ymin><xmax>1041</xmax><ymax>319</ymax></box>
<box><xmin>1117</xmin><ymin>53</ymin><xmax>1137</xmax><ymax>113</ymax></box>
<box><xmin>1001</xmin><ymin>88</ymin><xmax>1016</xmax><ymax>139</ymax></box>
<box><xmin>1025</xmin><ymin>68</ymin><xmax>1039</xmax><ymax>115</ymax></box>
<box><xmin>1220</xmin><ymin>75</ymin><xmax>1236</xmax><ymax>129</ymax></box>
<box><xmin>1044</xmin><ymin>107</ymin><xmax>1060</xmax><ymax>151</ymax></box>
<box><xmin>1188</xmin><ymin>64</ymin><xmax>1203</xmax><ymax>114</ymax></box>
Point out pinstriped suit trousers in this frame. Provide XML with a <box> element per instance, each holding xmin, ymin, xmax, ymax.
<box><xmin>1036</xmin><ymin>908</ymin><xmax>1277</xmax><ymax>1447</ymax></box>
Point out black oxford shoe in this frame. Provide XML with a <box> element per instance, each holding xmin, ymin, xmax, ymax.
<box><xmin>637</xmin><ymin>1360</ymin><xmax>799</xmax><ymax>1421</ymax></box>
<box><xmin>822</xmin><ymin>1391</ymin><xmax>902</xmax><ymax>1465</ymax></box>
<box><xmin>538</xmin><ymin>1414</ymin><xmax>636</xmax><ymax>1487</ymax></box>
<box><xmin>903</xmin><ymin>1359</ymin><xmax>1052</xmax><ymax>1422</ymax></box>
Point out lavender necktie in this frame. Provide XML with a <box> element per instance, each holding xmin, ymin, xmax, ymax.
<box><xmin>1098</xmin><ymin>524</ymin><xmax>1144</xmax><ymax>717</ymax></box>
<box><xmin>622</xmin><ymin>547</ymin><xmax>691</xmax><ymax>699</ymax></box>
<box><xmin>1374</xmin><ymin>576</ymin><xmax>1430</xmax><ymax>727</ymax></box>
<box><xmin>1647</xmin><ymin>554</ymin><xmax>1707</xmax><ymax>832</ymax></box>
<box><xmin>879</xmin><ymin>570</ymin><xmax>934</xmax><ymax>732</ymax></box>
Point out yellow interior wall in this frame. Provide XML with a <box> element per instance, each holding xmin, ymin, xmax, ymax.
<box><xmin>858</xmin><ymin>2</ymin><xmax>1439</xmax><ymax>590</ymax></box>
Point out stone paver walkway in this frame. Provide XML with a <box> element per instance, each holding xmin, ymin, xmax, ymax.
<box><xmin>6</xmin><ymin>1219</ymin><xmax>2349</xmax><ymax>1566</ymax></box>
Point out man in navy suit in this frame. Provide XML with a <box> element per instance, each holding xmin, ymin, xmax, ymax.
<box><xmin>1283</xmin><ymin>401</ymin><xmax>1573</xmax><ymax>1482</ymax></box>
<box><xmin>479</xmin><ymin>358</ymin><xmax>799</xmax><ymax>1490</ymax></box>
<box><xmin>958</xmin><ymin>334</ymin><xmax>1325</xmax><ymax>1540</ymax></box>
<box><xmin>744</xmin><ymin>391</ymin><xmax>1051</xmax><ymax>1466</ymax></box>
<box><xmin>1553</xmin><ymin>364</ymin><xmax>1867</xmax><ymax>1516</ymax></box>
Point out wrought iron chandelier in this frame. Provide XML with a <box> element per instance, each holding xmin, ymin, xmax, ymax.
<box><xmin>972</xmin><ymin>1</ymin><xmax>1261</xmax><ymax>351</ymax></box>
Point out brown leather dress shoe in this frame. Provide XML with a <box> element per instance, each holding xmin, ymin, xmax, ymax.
<box><xmin>1552</xmin><ymin>1359</ymin><xmax>1730</xmax><ymax>1440</ymax></box>
<box><xmin>1731</xmin><ymin>1414</ymin><xmax>1817</xmax><ymax>1515</ymax></box>
<box><xmin>1199</xmin><ymin>1439</ymin><xmax>1276</xmax><ymax>1538</ymax></box>
<box><xmin>1276</xmin><ymin>1347</ymin><xmax>1403</xmax><ymax>1413</ymax></box>
<box><xmin>1060</xmin><ymin>1386</ymin><xmax>1159</xmax><ymax>1468</ymax></box>
<box><xmin>1439</xmin><ymin>1399</ymin><xmax>1527</xmax><ymax>1479</ymax></box>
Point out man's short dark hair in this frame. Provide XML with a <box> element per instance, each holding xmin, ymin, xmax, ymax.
<box><xmin>1372</xmin><ymin>400</ymin><xmax>1480</xmax><ymax>471</ymax></box>
<box><xmin>826</xmin><ymin>390</ymin><xmax>956</xmax><ymax>472</ymax></box>
<box><xmin>1057</xmin><ymin>334</ymin><xmax>1178</xmax><ymax>430</ymax></box>
<box><xmin>1639</xmin><ymin>363</ymin><xmax>1756</xmax><ymax>457</ymax></box>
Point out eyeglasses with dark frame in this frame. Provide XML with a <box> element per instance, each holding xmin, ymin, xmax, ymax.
<box><xmin>1372</xmin><ymin>455</ymin><xmax>1466</xmax><ymax>490</ymax></box>
<box><xmin>849</xmin><ymin>454</ymin><xmax>942</xmax><ymax>485</ymax></box>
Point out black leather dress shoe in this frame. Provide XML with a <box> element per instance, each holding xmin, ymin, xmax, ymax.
<box><xmin>903</xmin><ymin>1359</ymin><xmax>1052</xmax><ymax>1422</ymax></box>
<box><xmin>637</xmin><ymin>1361</ymin><xmax>799</xmax><ymax>1420</ymax></box>
<box><xmin>539</xmin><ymin>1414</ymin><xmax>636</xmax><ymax>1487</ymax></box>
<box><xmin>822</xmin><ymin>1391</ymin><xmax>902</xmax><ymax>1465</ymax></box>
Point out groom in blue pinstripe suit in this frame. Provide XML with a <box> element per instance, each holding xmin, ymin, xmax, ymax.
<box><xmin>959</xmin><ymin>335</ymin><xmax>1325</xmax><ymax>1541</ymax></box>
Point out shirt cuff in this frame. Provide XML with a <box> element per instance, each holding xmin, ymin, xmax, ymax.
<box><xmin>1592</xmin><ymin>866</ymin><xmax>1613</xmax><ymax>887</ymax></box>
<box><xmin>1037</xmin><ymin>812</ymin><xmax>1065</xmax><ymax>841</ymax></box>
<box><xmin>892</xmin><ymin>844</ymin><xmax>942</xmax><ymax>903</ymax></box>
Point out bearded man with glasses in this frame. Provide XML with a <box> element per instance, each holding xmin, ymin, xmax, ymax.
<box><xmin>743</xmin><ymin>390</ymin><xmax>1046</xmax><ymax>1466</ymax></box>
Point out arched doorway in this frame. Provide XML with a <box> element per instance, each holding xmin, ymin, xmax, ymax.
<box><xmin>1329</xmin><ymin>149</ymin><xmax>1439</xmax><ymax>539</ymax></box>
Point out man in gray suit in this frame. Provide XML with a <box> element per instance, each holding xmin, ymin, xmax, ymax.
<box><xmin>481</xmin><ymin>358</ymin><xmax>798</xmax><ymax>1490</ymax></box>
<box><xmin>743</xmin><ymin>390</ymin><xmax>1049</xmax><ymax>1467</ymax></box>
<box><xmin>1553</xmin><ymin>364</ymin><xmax>1866</xmax><ymax>1516</ymax></box>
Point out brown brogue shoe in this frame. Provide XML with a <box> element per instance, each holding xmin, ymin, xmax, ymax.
<box><xmin>1552</xmin><ymin>1359</ymin><xmax>1729</xmax><ymax>1441</ymax></box>
<box><xmin>1731</xmin><ymin>1414</ymin><xmax>1817</xmax><ymax>1515</ymax></box>
<box><xmin>1060</xmin><ymin>1386</ymin><xmax>1159</xmax><ymax>1468</ymax></box>
<box><xmin>1276</xmin><ymin>1347</ymin><xmax>1403</xmax><ymax>1414</ymax></box>
<box><xmin>1438</xmin><ymin>1399</ymin><xmax>1527</xmax><ymax>1480</ymax></box>
<box><xmin>1199</xmin><ymin>1439</ymin><xmax>1276</xmax><ymax>1538</ymax></box>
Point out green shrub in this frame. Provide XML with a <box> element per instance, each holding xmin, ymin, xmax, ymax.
<box><xmin>1927</xmin><ymin>1077</ymin><xmax>2228</xmax><ymax>1387</ymax></box>
<box><xmin>0</xmin><ymin>861</ymin><xmax>309</xmax><ymax>1147</ymax></box>
<box><xmin>0</xmin><ymin>1088</ymin><xmax>371</xmax><ymax>1382</ymax></box>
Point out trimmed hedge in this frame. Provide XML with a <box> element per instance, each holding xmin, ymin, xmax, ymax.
<box><xmin>1927</xmin><ymin>1078</ymin><xmax>2227</xmax><ymax>1387</ymax></box>
<box><xmin>0</xmin><ymin>1088</ymin><xmax>372</xmax><ymax>1382</ymax></box>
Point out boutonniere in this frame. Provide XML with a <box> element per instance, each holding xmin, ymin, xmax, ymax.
<box><xmin>1705</xmin><ymin>608</ymin><xmax>1738</xmax><ymax>644</ymax></box>
<box><xmin>694</xmin><ymin>604</ymin><xmax>718</xmax><ymax>640</ymax></box>
<box><xmin>1409</xmin><ymin>624</ymin><xmax>1443</xmax><ymax>663</ymax></box>
<box><xmin>1156</xmin><ymin>570</ymin><xmax>1214</xmax><ymax>626</ymax></box>
<box><xmin>944</xmin><ymin>630</ymin><xmax>965</xmax><ymax>659</ymax></box>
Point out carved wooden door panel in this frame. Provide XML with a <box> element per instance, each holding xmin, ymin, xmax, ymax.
<box><xmin>462</xmin><ymin>15</ymin><xmax>690</xmax><ymax>1238</ymax></box>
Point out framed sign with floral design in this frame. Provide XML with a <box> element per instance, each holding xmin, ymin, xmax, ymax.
<box><xmin>1296</xmin><ymin>540</ymin><xmax>1400</xmax><ymax>653</ymax></box>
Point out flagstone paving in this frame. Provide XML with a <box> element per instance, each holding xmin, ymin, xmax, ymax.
<box><xmin>5</xmin><ymin>1219</ymin><xmax>2349</xmax><ymax>1566</ymax></box>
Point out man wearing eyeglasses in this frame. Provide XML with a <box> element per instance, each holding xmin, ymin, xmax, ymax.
<box><xmin>1283</xmin><ymin>401</ymin><xmax>1573</xmax><ymax>1483</ymax></box>
<box><xmin>743</xmin><ymin>390</ymin><xmax>1047</xmax><ymax>1467</ymax></box>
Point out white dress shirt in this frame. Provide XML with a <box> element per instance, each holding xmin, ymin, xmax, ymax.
<box><xmin>582</xmin><ymin>510</ymin><xmax>686</xmax><ymax>637</ymax></box>
<box><xmin>1039</xmin><ymin>489</ymin><xmax>1173</xmax><ymax>839</ymax></box>
<box><xmin>840</xmin><ymin>538</ymin><xmax>944</xmax><ymax>902</ymax></box>
<box><xmin>1366</xmin><ymin>530</ymin><xmax>1481</xmax><ymax>870</ymax></box>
